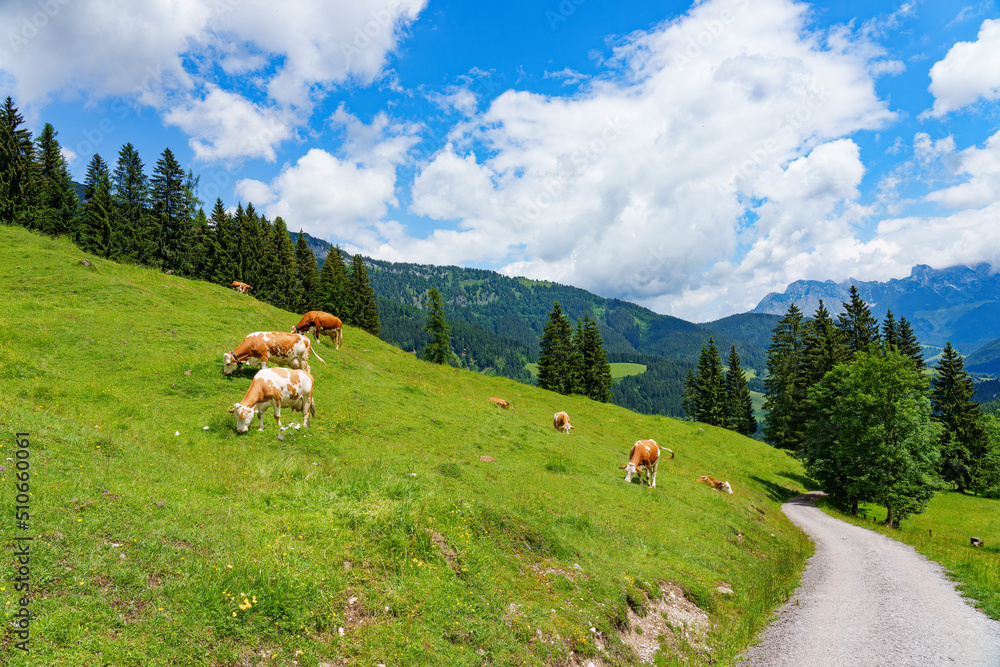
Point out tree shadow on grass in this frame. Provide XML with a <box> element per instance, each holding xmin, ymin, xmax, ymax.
<box><xmin>775</xmin><ymin>471</ymin><xmax>822</xmax><ymax>492</ymax></box>
<box><xmin>750</xmin><ymin>474</ymin><xmax>820</xmax><ymax>503</ymax></box>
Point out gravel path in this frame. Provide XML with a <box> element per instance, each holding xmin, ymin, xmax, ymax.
<box><xmin>737</xmin><ymin>492</ymin><xmax>1000</xmax><ymax>667</ymax></box>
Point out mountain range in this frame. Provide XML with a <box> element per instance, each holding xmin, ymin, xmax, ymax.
<box><xmin>752</xmin><ymin>264</ymin><xmax>1000</xmax><ymax>357</ymax></box>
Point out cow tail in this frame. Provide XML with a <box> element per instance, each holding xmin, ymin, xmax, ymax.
<box><xmin>665</xmin><ymin>448</ymin><xmax>675</xmax><ymax>459</ymax></box>
<box><xmin>308</xmin><ymin>339</ymin><xmax>327</xmax><ymax>366</ymax></box>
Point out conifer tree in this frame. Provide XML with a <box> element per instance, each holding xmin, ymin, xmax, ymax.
<box><xmin>112</xmin><ymin>143</ymin><xmax>151</xmax><ymax>263</ymax></box>
<box><xmin>187</xmin><ymin>207</ymin><xmax>214</xmax><ymax>280</ymax></box>
<box><xmin>422</xmin><ymin>287</ymin><xmax>452</xmax><ymax>364</ymax></box>
<box><xmin>34</xmin><ymin>123</ymin><xmax>78</xmax><ymax>237</ymax></box>
<box><xmin>802</xmin><ymin>300</ymin><xmax>850</xmax><ymax>385</ymax></box>
<box><xmin>348</xmin><ymin>254</ymin><xmax>380</xmax><ymax>336</ymax></box>
<box><xmin>294</xmin><ymin>230</ymin><xmax>320</xmax><ymax>312</ymax></box>
<box><xmin>575</xmin><ymin>314</ymin><xmax>612</xmax><ymax>402</ymax></box>
<box><xmin>0</xmin><ymin>96</ymin><xmax>38</xmax><ymax>227</ymax></box>
<box><xmin>836</xmin><ymin>285</ymin><xmax>880</xmax><ymax>355</ymax></box>
<box><xmin>318</xmin><ymin>245</ymin><xmax>350</xmax><ymax>317</ymax></box>
<box><xmin>931</xmin><ymin>342</ymin><xmax>988</xmax><ymax>492</ymax></box>
<box><xmin>266</xmin><ymin>217</ymin><xmax>300</xmax><ymax>311</ymax></box>
<box><xmin>78</xmin><ymin>154</ymin><xmax>115</xmax><ymax>257</ymax></box>
<box><xmin>896</xmin><ymin>316</ymin><xmax>925</xmax><ymax>370</ymax></box>
<box><xmin>763</xmin><ymin>304</ymin><xmax>809</xmax><ymax>451</ymax></box>
<box><xmin>694</xmin><ymin>337</ymin><xmax>726</xmax><ymax>426</ymax></box>
<box><xmin>726</xmin><ymin>345</ymin><xmax>758</xmax><ymax>436</ymax></box>
<box><xmin>882</xmin><ymin>310</ymin><xmax>899</xmax><ymax>349</ymax></box>
<box><xmin>537</xmin><ymin>302</ymin><xmax>578</xmax><ymax>395</ymax></box>
<box><xmin>209</xmin><ymin>199</ymin><xmax>237</xmax><ymax>285</ymax></box>
<box><xmin>150</xmin><ymin>148</ymin><xmax>189</xmax><ymax>272</ymax></box>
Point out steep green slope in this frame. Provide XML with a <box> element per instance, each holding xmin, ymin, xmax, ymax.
<box><xmin>0</xmin><ymin>226</ymin><xmax>812</xmax><ymax>666</ymax></box>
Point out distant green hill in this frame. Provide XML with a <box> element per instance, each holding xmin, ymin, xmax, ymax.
<box><xmin>0</xmin><ymin>225</ymin><xmax>812</xmax><ymax>666</ymax></box>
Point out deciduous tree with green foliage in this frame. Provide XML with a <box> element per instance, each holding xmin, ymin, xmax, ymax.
<box><xmin>422</xmin><ymin>287</ymin><xmax>452</xmax><ymax>364</ymax></box>
<box><xmin>803</xmin><ymin>348</ymin><xmax>941</xmax><ymax>525</ymax></box>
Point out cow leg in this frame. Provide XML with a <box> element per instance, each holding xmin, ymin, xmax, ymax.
<box><xmin>274</xmin><ymin>405</ymin><xmax>283</xmax><ymax>430</ymax></box>
<box><xmin>303</xmin><ymin>397</ymin><xmax>313</xmax><ymax>428</ymax></box>
<box><xmin>650</xmin><ymin>460</ymin><xmax>658</xmax><ymax>488</ymax></box>
<box><xmin>256</xmin><ymin>407</ymin><xmax>266</xmax><ymax>431</ymax></box>
<box><xmin>260</xmin><ymin>353</ymin><xmax>268</xmax><ymax>370</ymax></box>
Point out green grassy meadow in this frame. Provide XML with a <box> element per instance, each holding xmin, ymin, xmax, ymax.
<box><xmin>0</xmin><ymin>226</ymin><xmax>814</xmax><ymax>666</ymax></box>
<box><xmin>818</xmin><ymin>492</ymin><xmax>1000</xmax><ymax>619</ymax></box>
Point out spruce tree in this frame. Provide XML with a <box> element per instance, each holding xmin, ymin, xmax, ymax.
<box><xmin>422</xmin><ymin>287</ymin><xmax>452</xmax><ymax>364</ymax></box>
<box><xmin>726</xmin><ymin>345</ymin><xmax>758</xmax><ymax>436</ymax></box>
<box><xmin>209</xmin><ymin>199</ymin><xmax>238</xmax><ymax>285</ymax></box>
<box><xmin>112</xmin><ymin>143</ymin><xmax>151</xmax><ymax>263</ymax></box>
<box><xmin>802</xmin><ymin>300</ymin><xmax>850</xmax><ymax>385</ymax></box>
<box><xmin>187</xmin><ymin>207</ymin><xmax>213</xmax><ymax>280</ymax></box>
<box><xmin>537</xmin><ymin>302</ymin><xmax>578</xmax><ymax>395</ymax></box>
<box><xmin>931</xmin><ymin>342</ymin><xmax>988</xmax><ymax>492</ymax></box>
<box><xmin>266</xmin><ymin>217</ymin><xmax>301</xmax><ymax>311</ymax></box>
<box><xmin>896</xmin><ymin>316</ymin><xmax>925</xmax><ymax>370</ymax></box>
<box><xmin>294</xmin><ymin>230</ymin><xmax>320</xmax><ymax>312</ymax></box>
<box><xmin>576</xmin><ymin>314</ymin><xmax>612</xmax><ymax>402</ymax></box>
<box><xmin>318</xmin><ymin>245</ymin><xmax>351</xmax><ymax>317</ymax></box>
<box><xmin>0</xmin><ymin>96</ymin><xmax>38</xmax><ymax>227</ymax></box>
<box><xmin>763</xmin><ymin>304</ymin><xmax>809</xmax><ymax>451</ymax></box>
<box><xmin>78</xmin><ymin>153</ymin><xmax>114</xmax><ymax>257</ymax></box>
<box><xmin>681</xmin><ymin>369</ymin><xmax>698</xmax><ymax>420</ymax></box>
<box><xmin>836</xmin><ymin>285</ymin><xmax>880</xmax><ymax>355</ymax></box>
<box><xmin>694</xmin><ymin>337</ymin><xmax>726</xmax><ymax>426</ymax></box>
<box><xmin>348</xmin><ymin>254</ymin><xmax>380</xmax><ymax>336</ymax></box>
<box><xmin>882</xmin><ymin>310</ymin><xmax>899</xmax><ymax>349</ymax></box>
<box><xmin>150</xmin><ymin>148</ymin><xmax>189</xmax><ymax>272</ymax></box>
<box><xmin>34</xmin><ymin>123</ymin><xmax>78</xmax><ymax>237</ymax></box>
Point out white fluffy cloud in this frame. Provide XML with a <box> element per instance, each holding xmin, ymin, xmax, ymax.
<box><xmin>926</xmin><ymin>18</ymin><xmax>1000</xmax><ymax>117</ymax></box>
<box><xmin>0</xmin><ymin>0</ymin><xmax>426</xmax><ymax>160</ymax></box>
<box><xmin>926</xmin><ymin>130</ymin><xmax>1000</xmax><ymax>209</ymax></box>
<box><xmin>235</xmin><ymin>109</ymin><xmax>419</xmax><ymax>240</ymax></box>
<box><xmin>390</xmin><ymin>0</ymin><xmax>896</xmax><ymax>319</ymax></box>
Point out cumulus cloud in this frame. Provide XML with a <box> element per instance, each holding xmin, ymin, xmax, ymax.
<box><xmin>0</xmin><ymin>0</ymin><xmax>427</xmax><ymax>159</ymax></box>
<box><xmin>926</xmin><ymin>18</ymin><xmax>1000</xmax><ymax>117</ymax></box>
<box><xmin>926</xmin><ymin>130</ymin><xmax>1000</xmax><ymax>209</ymax></box>
<box><xmin>389</xmin><ymin>0</ymin><xmax>896</xmax><ymax>320</ymax></box>
<box><xmin>235</xmin><ymin>108</ymin><xmax>419</xmax><ymax>240</ymax></box>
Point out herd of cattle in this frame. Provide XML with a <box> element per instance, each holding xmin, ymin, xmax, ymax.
<box><xmin>226</xmin><ymin>285</ymin><xmax>733</xmax><ymax>493</ymax></box>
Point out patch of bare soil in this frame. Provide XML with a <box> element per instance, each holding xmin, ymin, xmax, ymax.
<box><xmin>621</xmin><ymin>582</ymin><xmax>711</xmax><ymax>664</ymax></box>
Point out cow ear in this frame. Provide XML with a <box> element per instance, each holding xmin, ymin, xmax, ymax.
<box><xmin>227</xmin><ymin>407</ymin><xmax>234</xmax><ymax>413</ymax></box>
<box><xmin>618</xmin><ymin>464</ymin><xmax>627</xmax><ymax>469</ymax></box>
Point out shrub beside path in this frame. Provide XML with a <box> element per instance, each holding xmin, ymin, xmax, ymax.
<box><xmin>738</xmin><ymin>492</ymin><xmax>1000</xmax><ymax>667</ymax></box>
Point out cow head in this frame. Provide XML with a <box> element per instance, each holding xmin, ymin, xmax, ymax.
<box><xmin>620</xmin><ymin>461</ymin><xmax>637</xmax><ymax>483</ymax></box>
<box><xmin>560</xmin><ymin>422</ymin><xmax>574</xmax><ymax>434</ymax></box>
<box><xmin>721</xmin><ymin>481</ymin><xmax>733</xmax><ymax>494</ymax></box>
<box><xmin>223</xmin><ymin>352</ymin><xmax>240</xmax><ymax>375</ymax></box>
<box><xmin>229</xmin><ymin>403</ymin><xmax>255</xmax><ymax>433</ymax></box>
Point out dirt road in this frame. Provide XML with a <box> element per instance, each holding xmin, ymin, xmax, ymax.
<box><xmin>738</xmin><ymin>492</ymin><xmax>1000</xmax><ymax>666</ymax></box>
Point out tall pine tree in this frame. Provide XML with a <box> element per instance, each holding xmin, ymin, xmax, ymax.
<box><xmin>318</xmin><ymin>245</ymin><xmax>350</xmax><ymax>317</ymax></box>
<box><xmin>930</xmin><ymin>342</ymin><xmax>988</xmax><ymax>492</ymax></box>
<box><xmin>0</xmin><ymin>96</ymin><xmax>38</xmax><ymax>227</ymax></box>
<box><xmin>537</xmin><ymin>302</ymin><xmax>579</xmax><ymax>395</ymax></box>
<box><xmin>33</xmin><ymin>123</ymin><xmax>78</xmax><ymax>237</ymax></box>
<box><xmin>294</xmin><ymin>230</ymin><xmax>320</xmax><ymax>312</ymax></box>
<box><xmin>694</xmin><ymin>337</ymin><xmax>726</xmax><ymax>427</ymax></box>
<box><xmin>78</xmin><ymin>154</ymin><xmax>114</xmax><ymax>257</ymax></box>
<box><xmin>266</xmin><ymin>217</ymin><xmax>301</xmax><ymax>311</ymax></box>
<box><xmin>348</xmin><ymin>254</ymin><xmax>380</xmax><ymax>336</ymax></box>
<box><xmin>575</xmin><ymin>314</ymin><xmax>612</xmax><ymax>402</ymax></box>
<box><xmin>422</xmin><ymin>287</ymin><xmax>452</xmax><ymax>364</ymax></box>
<box><xmin>763</xmin><ymin>304</ymin><xmax>809</xmax><ymax>451</ymax></box>
<box><xmin>837</xmin><ymin>285</ymin><xmax>880</xmax><ymax>355</ymax></box>
<box><xmin>726</xmin><ymin>345</ymin><xmax>758</xmax><ymax>436</ymax></box>
<box><xmin>150</xmin><ymin>148</ymin><xmax>189</xmax><ymax>272</ymax></box>
<box><xmin>112</xmin><ymin>143</ymin><xmax>152</xmax><ymax>263</ymax></box>
<box><xmin>209</xmin><ymin>199</ymin><xmax>238</xmax><ymax>285</ymax></box>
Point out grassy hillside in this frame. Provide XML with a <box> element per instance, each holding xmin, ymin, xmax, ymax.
<box><xmin>0</xmin><ymin>226</ymin><xmax>813</xmax><ymax>666</ymax></box>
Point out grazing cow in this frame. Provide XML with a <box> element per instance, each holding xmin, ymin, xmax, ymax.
<box><xmin>620</xmin><ymin>439</ymin><xmax>674</xmax><ymax>488</ymax></box>
<box><xmin>553</xmin><ymin>411</ymin><xmax>574</xmax><ymax>434</ymax></box>
<box><xmin>229</xmin><ymin>367</ymin><xmax>314</xmax><ymax>433</ymax></box>
<box><xmin>291</xmin><ymin>311</ymin><xmax>343</xmax><ymax>350</ymax></box>
<box><xmin>489</xmin><ymin>397</ymin><xmax>510</xmax><ymax>409</ymax></box>
<box><xmin>223</xmin><ymin>331</ymin><xmax>325</xmax><ymax>376</ymax></box>
<box><xmin>231</xmin><ymin>281</ymin><xmax>251</xmax><ymax>294</ymax></box>
<box><xmin>696</xmin><ymin>475</ymin><xmax>733</xmax><ymax>494</ymax></box>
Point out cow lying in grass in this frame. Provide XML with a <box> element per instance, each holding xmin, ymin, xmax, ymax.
<box><xmin>696</xmin><ymin>475</ymin><xmax>733</xmax><ymax>494</ymax></box>
<box><xmin>553</xmin><ymin>411</ymin><xmax>573</xmax><ymax>434</ymax></box>
<box><xmin>229</xmin><ymin>367</ymin><xmax>314</xmax><ymax>433</ymax></box>
<box><xmin>489</xmin><ymin>397</ymin><xmax>510</xmax><ymax>409</ymax></box>
<box><xmin>620</xmin><ymin>439</ymin><xmax>674</xmax><ymax>488</ymax></box>
<box><xmin>223</xmin><ymin>331</ymin><xmax>325</xmax><ymax>375</ymax></box>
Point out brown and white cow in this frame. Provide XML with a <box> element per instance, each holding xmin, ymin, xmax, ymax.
<box><xmin>553</xmin><ymin>411</ymin><xmax>574</xmax><ymax>434</ymax></box>
<box><xmin>489</xmin><ymin>397</ymin><xmax>510</xmax><ymax>409</ymax></box>
<box><xmin>229</xmin><ymin>367</ymin><xmax>314</xmax><ymax>433</ymax></box>
<box><xmin>696</xmin><ymin>475</ymin><xmax>733</xmax><ymax>494</ymax></box>
<box><xmin>223</xmin><ymin>332</ymin><xmax>325</xmax><ymax>375</ymax></box>
<box><xmin>231</xmin><ymin>281</ymin><xmax>251</xmax><ymax>294</ymax></box>
<box><xmin>291</xmin><ymin>311</ymin><xmax>343</xmax><ymax>350</ymax></box>
<box><xmin>620</xmin><ymin>439</ymin><xmax>674</xmax><ymax>488</ymax></box>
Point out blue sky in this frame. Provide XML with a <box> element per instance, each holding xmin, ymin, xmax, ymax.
<box><xmin>2</xmin><ymin>0</ymin><xmax>999</xmax><ymax>322</ymax></box>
